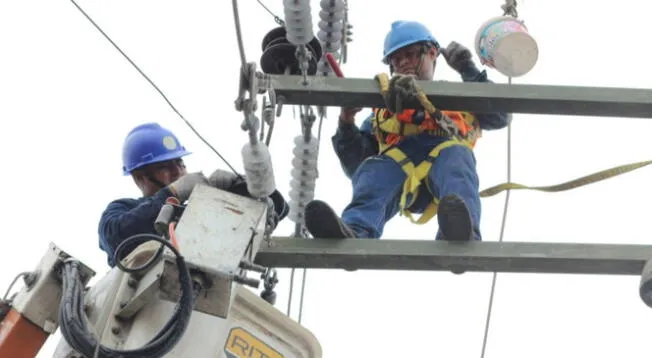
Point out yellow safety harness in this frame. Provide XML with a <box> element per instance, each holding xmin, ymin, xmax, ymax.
<box><xmin>371</xmin><ymin>72</ymin><xmax>652</xmax><ymax>225</ymax></box>
<box><xmin>372</xmin><ymin>73</ymin><xmax>480</xmax><ymax>224</ymax></box>
<box><xmin>381</xmin><ymin>139</ymin><xmax>473</xmax><ymax>224</ymax></box>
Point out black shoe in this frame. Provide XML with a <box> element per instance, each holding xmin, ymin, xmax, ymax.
<box><xmin>304</xmin><ymin>200</ymin><xmax>357</xmax><ymax>239</ymax></box>
<box><xmin>437</xmin><ymin>194</ymin><xmax>473</xmax><ymax>241</ymax></box>
<box><xmin>305</xmin><ymin>200</ymin><xmax>359</xmax><ymax>272</ymax></box>
<box><xmin>437</xmin><ymin>194</ymin><xmax>473</xmax><ymax>275</ymax></box>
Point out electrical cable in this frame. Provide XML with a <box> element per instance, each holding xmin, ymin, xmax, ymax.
<box><xmin>231</xmin><ymin>0</ymin><xmax>247</xmax><ymax>67</ymax></box>
<box><xmin>480</xmin><ymin>4</ymin><xmax>521</xmax><ymax>355</ymax></box>
<box><xmin>480</xmin><ymin>75</ymin><xmax>513</xmax><ymax>358</ymax></box>
<box><xmin>254</xmin><ymin>0</ymin><xmax>285</xmax><ymax>26</ymax></box>
<box><xmin>70</xmin><ymin>0</ymin><xmax>241</xmax><ymax>177</ymax></box>
<box><xmin>58</xmin><ymin>233</ymin><xmax>198</xmax><ymax>358</ymax></box>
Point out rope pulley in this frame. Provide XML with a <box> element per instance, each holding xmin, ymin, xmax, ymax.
<box><xmin>259</xmin><ymin>26</ymin><xmax>322</xmax><ymax>76</ymax></box>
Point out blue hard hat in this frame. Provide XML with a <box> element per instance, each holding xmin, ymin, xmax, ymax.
<box><xmin>121</xmin><ymin>122</ymin><xmax>192</xmax><ymax>175</ymax></box>
<box><xmin>382</xmin><ymin>21</ymin><xmax>439</xmax><ymax>64</ymax></box>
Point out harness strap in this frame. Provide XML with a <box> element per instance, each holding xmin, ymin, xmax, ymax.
<box><xmin>384</xmin><ymin>138</ymin><xmax>472</xmax><ymax>224</ymax></box>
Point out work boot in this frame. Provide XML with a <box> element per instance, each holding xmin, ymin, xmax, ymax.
<box><xmin>304</xmin><ymin>200</ymin><xmax>358</xmax><ymax>239</ymax></box>
<box><xmin>437</xmin><ymin>194</ymin><xmax>473</xmax><ymax>241</ymax></box>
<box><xmin>437</xmin><ymin>194</ymin><xmax>473</xmax><ymax>275</ymax></box>
<box><xmin>305</xmin><ymin>200</ymin><xmax>359</xmax><ymax>272</ymax></box>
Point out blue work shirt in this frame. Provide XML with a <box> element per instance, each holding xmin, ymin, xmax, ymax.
<box><xmin>332</xmin><ymin>67</ymin><xmax>511</xmax><ymax>178</ymax></box>
<box><xmin>98</xmin><ymin>187</ymin><xmax>174</xmax><ymax>267</ymax></box>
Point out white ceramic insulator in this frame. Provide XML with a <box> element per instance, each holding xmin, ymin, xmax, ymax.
<box><xmin>288</xmin><ymin>135</ymin><xmax>320</xmax><ymax>224</ymax></box>
<box><xmin>318</xmin><ymin>8</ymin><xmax>345</xmax><ymax>22</ymax></box>
<box><xmin>320</xmin><ymin>0</ymin><xmax>346</xmax><ymax>11</ymax></box>
<box><xmin>317</xmin><ymin>0</ymin><xmax>345</xmax><ymax>56</ymax></box>
<box><xmin>316</xmin><ymin>59</ymin><xmax>335</xmax><ymax>77</ymax></box>
<box><xmin>241</xmin><ymin>142</ymin><xmax>276</xmax><ymax>198</ymax></box>
<box><xmin>317</xmin><ymin>1</ymin><xmax>344</xmax><ymax>53</ymax></box>
<box><xmin>319</xmin><ymin>37</ymin><xmax>341</xmax><ymax>53</ymax></box>
<box><xmin>283</xmin><ymin>0</ymin><xmax>314</xmax><ymax>46</ymax></box>
<box><xmin>318</xmin><ymin>18</ymin><xmax>344</xmax><ymax>33</ymax></box>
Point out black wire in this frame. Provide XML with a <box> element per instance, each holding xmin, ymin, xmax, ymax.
<box><xmin>254</xmin><ymin>0</ymin><xmax>285</xmax><ymax>26</ymax></box>
<box><xmin>115</xmin><ymin>236</ymin><xmax>165</xmax><ymax>275</ymax></box>
<box><xmin>69</xmin><ymin>0</ymin><xmax>242</xmax><ymax>178</ymax></box>
<box><xmin>58</xmin><ymin>234</ymin><xmax>197</xmax><ymax>358</ymax></box>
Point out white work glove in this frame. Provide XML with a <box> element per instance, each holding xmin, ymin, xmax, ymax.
<box><xmin>168</xmin><ymin>172</ymin><xmax>208</xmax><ymax>202</ymax></box>
<box><xmin>207</xmin><ymin>169</ymin><xmax>240</xmax><ymax>190</ymax></box>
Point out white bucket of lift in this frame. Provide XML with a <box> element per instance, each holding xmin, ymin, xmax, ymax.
<box><xmin>474</xmin><ymin>16</ymin><xmax>538</xmax><ymax>77</ymax></box>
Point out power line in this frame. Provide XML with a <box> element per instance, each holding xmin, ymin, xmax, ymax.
<box><xmin>254</xmin><ymin>0</ymin><xmax>285</xmax><ymax>26</ymax></box>
<box><xmin>480</xmin><ymin>74</ymin><xmax>514</xmax><ymax>358</ymax></box>
<box><xmin>480</xmin><ymin>3</ymin><xmax>521</xmax><ymax>354</ymax></box>
<box><xmin>232</xmin><ymin>0</ymin><xmax>247</xmax><ymax>66</ymax></box>
<box><xmin>70</xmin><ymin>0</ymin><xmax>240</xmax><ymax>176</ymax></box>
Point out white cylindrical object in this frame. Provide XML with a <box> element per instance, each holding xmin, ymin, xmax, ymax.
<box><xmin>317</xmin><ymin>0</ymin><xmax>345</xmax><ymax>66</ymax></box>
<box><xmin>288</xmin><ymin>135</ymin><xmax>320</xmax><ymax>225</ymax></box>
<box><xmin>241</xmin><ymin>142</ymin><xmax>276</xmax><ymax>198</ymax></box>
<box><xmin>316</xmin><ymin>59</ymin><xmax>335</xmax><ymax>77</ymax></box>
<box><xmin>283</xmin><ymin>0</ymin><xmax>314</xmax><ymax>46</ymax></box>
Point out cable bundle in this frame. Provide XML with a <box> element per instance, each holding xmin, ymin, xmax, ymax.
<box><xmin>58</xmin><ymin>234</ymin><xmax>196</xmax><ymax>358</ymax></box>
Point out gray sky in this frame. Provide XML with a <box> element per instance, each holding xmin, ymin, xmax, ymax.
<box><xmin>2</xmin><ymin>0</ymin><xmax>652</xmax><ymax>357</ymax></box>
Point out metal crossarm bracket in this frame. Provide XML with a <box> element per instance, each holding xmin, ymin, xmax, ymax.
<box><xmin>255</xmin><ymin>238</ymin><xmax>652</xmax><ymax>275</ymax></box>
<box><xmin>266</xmin><ymin>75</ymin><xmax>652</xmax><ymax>118</ymax></box>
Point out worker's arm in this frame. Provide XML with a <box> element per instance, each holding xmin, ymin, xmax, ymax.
<box><xmin>98</xmin><ymin>187</ymin><xmax>173</xmax><ymax>267</ymax></box>
<box><xmin>459</xmin><ymin>66</ymin><xmax>511</xmax><ymax>130</ymax></box>
<box><xmin>442</xmin><ymin>41</ymin><xmax>511</xmax><ymax>131</ymax></box>
<box><xmin>331</xmin><ymin>113</ymin><xmax>378</xmax><ymax>179</ymax></box>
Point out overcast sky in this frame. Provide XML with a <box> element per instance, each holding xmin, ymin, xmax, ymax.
<box><xmin>2</xmin><ymin>0</ymin><xmax>652</xmax><ymax>357</ymax></box>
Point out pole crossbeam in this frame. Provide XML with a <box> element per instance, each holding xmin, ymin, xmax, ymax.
<box><xmin>266</xmin><ymin>75</ymin><xmax>652</xmax><ymax>118</ymax></box>
<box><xmin>256</xmin><ymin>238</ymin><xmax>652</xmax><ymax>275</ymax></box>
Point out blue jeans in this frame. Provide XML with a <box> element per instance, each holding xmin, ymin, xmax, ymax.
<box><xmin>341</xmin><ymin>137</ymin><xmax>481</xmax><ymax>240</ymax></box>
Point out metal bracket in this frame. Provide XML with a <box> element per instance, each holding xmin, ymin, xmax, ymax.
<box><xmin>235</xmin><ymin>62</ymin><xmax>259</xmax><ymax>113</ymax></box>
<box><xmin>11</xmin><ymin>242</ymin><xmax>95</xmax><ymax>334</ymax></box>
<box><xmin>164</xmin><ymin>184</ymin><xmax>270</xmax><ymax>318</ymax></box>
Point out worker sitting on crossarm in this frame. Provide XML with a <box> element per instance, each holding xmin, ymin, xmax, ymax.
<box><xmin>304</xmin><ymin>20</ymin><xmax>510</xmax><ymax>242</ymax></box>
<box><xmin>98</xmin><ymin>122</ymin><xmax>289</xmax><ymax>267</ymax></box>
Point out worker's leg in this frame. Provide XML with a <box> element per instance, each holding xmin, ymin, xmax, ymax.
<box><xmin>428</xmin><ymin>145</ymin><xmax>481</xmax><ymax>241</ymax></box>
<box><xmin>305</xmin><ymin>155</ymin><xmax>404</xmax><ymax>239</ymax></box>
<box><xmin>342</xmin><ymin>155</ymin><xmax>405</xmax><ymax>237</ymax></box>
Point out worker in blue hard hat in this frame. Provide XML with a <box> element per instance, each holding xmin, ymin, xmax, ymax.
<box><xmin>98</xmin><ymin>122</ymin><xmax>289</xmax><ymax>267</ymax></box>
<box><xmin>304</xmin><ymin>20</ymin><xmax>510</xmax><ymax>245</ymax></box>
